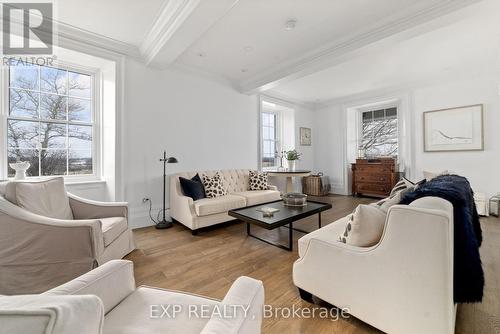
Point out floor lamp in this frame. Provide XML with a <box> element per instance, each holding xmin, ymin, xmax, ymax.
<box><xmin>157</xmin><ymin>150</ymin><xmax>178</xmax><ymax>229</ymax></box>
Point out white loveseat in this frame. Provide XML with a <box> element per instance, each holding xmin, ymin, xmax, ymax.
<box><xmin>0</xmin><ymin>260</ymin><xmax>265</xmax><ymax>334</ymax></box>
<box><xmin>293</xmin><ymin>197</ymin><xmax>456</xmax><ymax>334</ymax></box>
<box><xmin>170</xmin><ymin>169</ymin><xmax>281</xmax><ymax>234</ymax></box>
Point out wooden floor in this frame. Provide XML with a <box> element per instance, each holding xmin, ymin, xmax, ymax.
<box><xmin>126</xmin><ymin>195</ymin><xmax>500</xmax><ymax>334</ymax></box>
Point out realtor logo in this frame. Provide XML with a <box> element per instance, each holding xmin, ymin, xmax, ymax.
<box><xmin>2</xmin><ymin>2</ymin><xmax>53</xmax><ymax>55</ymax></box>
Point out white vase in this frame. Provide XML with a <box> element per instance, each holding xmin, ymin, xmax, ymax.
<box><xmin>287</xmin><ymin>160</ymin><xmax>296</xmax><ymax>171</ymax></box>
<box><xmin>9</xmin><ymin>162</ymin><xmax>30</xmax><ymax>180</ymax></box>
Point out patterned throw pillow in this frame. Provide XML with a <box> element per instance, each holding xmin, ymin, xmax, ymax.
<box><xmin>389</xmin><ymin>179</ymin><xmax>407</xmax><ymax>197</ymax></box>
<box><xmin>248</xmin><ymin>170</ymin><xmax>268</xmax><ymax>190</ymax></box>
<box><xmin>202</xmin><ymin>172</ymin><xmax>227</xmax><ymax>198</ymax></box>
<box><xmin>373</xmin><ymin>189</ymin><xmax>405</xmax><ymax>212</ymax></box>
<box><xmin>389</xmin><ymin>177</ymin><xmax>425</xmax><ymax>197</ymax></box>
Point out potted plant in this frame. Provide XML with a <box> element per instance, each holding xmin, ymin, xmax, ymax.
<box><xmin>285</xmin><ymin>149</ymin><xmax>301</xmax><ymax>171</ymax></box>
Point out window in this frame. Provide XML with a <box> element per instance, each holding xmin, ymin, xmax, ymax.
<box><xmin>360</xmin><ymin>107</ymin><xmax>398</xmax><ymax>157</ymax></box>
<box><xmin>259</xmin><ymin>99</ymin><xmax>295</xmax><ymax>169</ymax></box>
<box><xmin>261</xmin><ymin>111</ymin><xmax>279</xmax><ymax>168</ymax></box>
<box><xmin>6</xmin><ymin>64</ymin><xmax>94</xmax><ymax>177</ymax></box>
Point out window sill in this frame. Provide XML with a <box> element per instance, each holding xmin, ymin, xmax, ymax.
<box><xmin>3</xmin><ymin>176</ymin><xmax>106</xmax><ymax>186</ymax></box>
<box><xmin>65</xmin><ymin>179</ymin><xmax>106</xmax><ymax>186</ymax></box>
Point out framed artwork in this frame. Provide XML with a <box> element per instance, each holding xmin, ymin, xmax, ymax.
<box><xmin>300</xmin><ymin>127</ymin><xmax>311</xmax><ymax>146</ymax></box>
<box><xmin>423</xmin><ymin>104</ymin><xmax>483</xmax><ymax>152</ymax></box>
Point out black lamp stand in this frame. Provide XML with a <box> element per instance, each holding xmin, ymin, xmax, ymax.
<box><xmin>156</xmin><ymin>150</ymin><xmax>178</xmax><ymax>229</ymax></box>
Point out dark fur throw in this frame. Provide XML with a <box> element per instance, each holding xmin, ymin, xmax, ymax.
<box><xmin>400</xmin><ymin>174</ymin><xmax>484</xmax><ymax>303</ymax></box>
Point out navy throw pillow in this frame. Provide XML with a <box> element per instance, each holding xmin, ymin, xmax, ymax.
<box><xmin>179</xmin><ymin>174</ymin><xmax>206</xmax><ymax>201</ymax></box>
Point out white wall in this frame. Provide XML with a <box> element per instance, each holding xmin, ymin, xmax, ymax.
<box><xmin>120</xmin><ymin>62</ymin><xmax>316</xmax><ymax>227</ymax></box>
<box><xmin>314</xmin><ymin>72</ymin><xmax>500</xmax><ymax>197</ymax></box>
<box><xmin>122</xmin><ymin>59</ymin><xmax>262</xmax><ymax>228</ymax></box>
<box><xmin>295</xmin><ymin>106</ymin><xmax>315</xmax><ymax>172</ymax></box>
<box><xmin>66</xmin><ymin>182</ymin><xmax>108</xmax><ymax>201</ymax></box>
<box><xmin>313</xmin><ymin>104</ymin><xmax>346</xmax><ymax>194</ymax></box>
<box><xmin>412</xmin><ymin>74</ymin><xmax>500</xmax><ymax>197</ymax></box>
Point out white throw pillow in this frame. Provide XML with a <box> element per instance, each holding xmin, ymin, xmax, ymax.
<box><xmin>14</xmin><ymin>177</ymin><xmax>74</xmax><ymax>220</ymax></box>
<box><xmin>339</xmin><ymin>204</ymin><xmax>386</xmax><ymax>247</ymax></box>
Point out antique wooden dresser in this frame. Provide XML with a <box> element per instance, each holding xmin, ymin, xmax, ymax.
<box><xmin>351</xmin><ymin>158</ymin><xmax>399</xmax><ymax>198</ymax></box>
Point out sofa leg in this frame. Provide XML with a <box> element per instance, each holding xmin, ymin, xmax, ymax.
<box><xmin>298</xmin><ymin>288</ymin><xmax>313</xmax><ymax>303</ymax></box>
<box><xmin>191</xmin><ymin>229</ymin><xmax>198</xmax><ymax>236</ymax></box>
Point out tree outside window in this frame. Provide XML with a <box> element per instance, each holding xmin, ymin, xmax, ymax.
<box><xmin>7</xmin><ymin>64</ymin><xmax>94</xmax><ymax>177</ymax></box>
<box><xmin>360</xmin><ymin>107</ymin><xmax>398</xmax><ymax>157</ymax></box>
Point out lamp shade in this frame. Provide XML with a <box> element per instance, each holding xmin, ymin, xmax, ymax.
<box><xmin>166</xmin><ymin>157</ymin><xmax>178</xmax><ymax>163</ymax></box>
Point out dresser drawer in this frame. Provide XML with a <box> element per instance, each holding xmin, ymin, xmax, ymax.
<box><xmin>355</xmin><ymin>165</ymin><xmax>393</xmax><ymax>174</ymax></box>
<box><xmin>355</xmin><ymin>183</ymin><xmax>391</xmax><ymax>195</ymax></box>
<box><xmin>355</xmin><ymin>174</ymin><xmax>390</xmax><ymax>184</ymax></box>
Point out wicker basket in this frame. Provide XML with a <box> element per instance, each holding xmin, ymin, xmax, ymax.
<box><xmin>302</xmin><ymin>173</ymin><xmax>330</xmax><ymax>196</ymax></box>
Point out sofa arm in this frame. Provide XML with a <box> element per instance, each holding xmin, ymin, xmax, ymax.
<box><xmin>45</xmin><ymin>260</ymin><xmax>135</xmax><ymax>315</ymax></box>
<box><xmin>169</xmin><ymin>175</ymin><xmax>195</xmax><ymax>224</ymax></box>
<box><xmin>0</xmin><ymin>294</ymin><xmax>104</xmax><ymax>334</ymax></box>
<box><xmin>0</xmin><ymin>198</ymin><xmax>104</xmax><ymax>294</ymax></box>
<box><xmin>0</xmin><ymin>197</ymin><xmax>104</xmax><ymax>256</ymax></box>
<box><xmin>267</xmin><ymin>185</ymin><xmax>278</xmax><ymax>191</ymax></box>
<box><xmin>201</xmin><ymin>276</ymin><xmax>264</xmax><ymax>334</ymax></box>
<box><xmin>68</xmin><ymin>193</ymin><xmax>128</xmax><ymax>220</ymax></box>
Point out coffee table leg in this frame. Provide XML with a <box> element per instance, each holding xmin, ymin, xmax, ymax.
<box><xmin>246</xmin><ymin>223</ymin><xmax>293</xmax><ymax>251</ymax></box>
<box><xmin>319</xmin><ymin>212</ymin><xmax>322</xmax><ymax>228</ymax></box>
<box><xmin>286</xmin><ymin>176</ymin><xmax>294</xmax><ymax>193</ymax></box>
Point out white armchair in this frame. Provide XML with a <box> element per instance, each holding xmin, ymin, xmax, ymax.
<box><xmin>0</xmin><ymin>260</ymin><xmax>265</xmax><ymax>334</ymax></box>
<box><xmin>0</xmin><ymin>178</ymin><xmax>135</xmax><ymax>295</ymax></box>
<box><xmin>293</xmin><ymin>197</ymin><xmax>456</xmax><ymax>334</ymax></box>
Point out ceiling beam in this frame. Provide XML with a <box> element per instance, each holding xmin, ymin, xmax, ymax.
<box><xmin>239</xmin><ymin>0</ymin><xmax>484</xmax><ymax>95</ymax></box>
<box><xmin>141</xmin><ymin>0</ymin><xmax>241</xmax><ymax>68</ymax></box>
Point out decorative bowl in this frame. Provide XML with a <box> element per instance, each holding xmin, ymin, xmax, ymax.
<box><xmin>283</xmin><ymin>193</ymin><xmax>307</xmax><ymax>207</ymax></box>
<box><xmin>9</xmin><ymin>161</ymin><xmax>31</xmax><ymax>180</ymax></box>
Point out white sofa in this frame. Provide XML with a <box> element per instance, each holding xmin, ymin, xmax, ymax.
<box><xmin>293</xmin><ymin>197</ymin><xmax>456</xmax><ymax>334</ymax></box>
<box><xmin>0</xmin><ymin>260</ymin><xmax>265</xmax><ymax>334</ymax></box>
<box><xmin>0</xmin><ymin>179</ymin><xmax>135</xmax><ymax>295</ymax></box>
<box><xmin>170</xmin><ymin>169</ymin><xmax>281</xmax><ymax>234</ymax></box>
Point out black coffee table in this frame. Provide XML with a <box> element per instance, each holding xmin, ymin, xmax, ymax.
<box><xmin>228</xmin><ymin>200</ymin><xmax>332</xmax><ymax>251</ymax></box>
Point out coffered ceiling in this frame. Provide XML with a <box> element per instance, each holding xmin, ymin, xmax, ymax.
<box><xmin>51</xmin><ymin>0</ymin><xmax>485</xmax><ymax>96</ymax></box>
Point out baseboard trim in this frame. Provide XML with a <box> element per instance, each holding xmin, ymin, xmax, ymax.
<box><xmin>129</xmin><ymin>207</ymin><xmax>170</xmax><ymax>229</ymax></box>
<box><xmin>330</xmin><ymin>183</ymin><xmax>348</xmax><ymax>195</ymax></box>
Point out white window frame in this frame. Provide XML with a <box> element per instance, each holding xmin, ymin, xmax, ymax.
<box><xmin>260</xmin><ymin>109</ymin><xmax>281</xmax><ymax>170</ymax></box>
<box><xmin>0</xmin><ymin>60</ymin><xmax>102</xmax><ymax>183</ymax></box>
<box><xmin>357</xmin><ymin>104</ymin><xmax>399</xmax><ymax>158</ymax></box>
<box><xmin>258</xmin><ymin>96</ymin><xmax>297</xmax><ymax>171</ymax></box>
